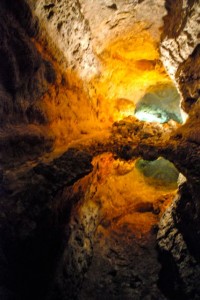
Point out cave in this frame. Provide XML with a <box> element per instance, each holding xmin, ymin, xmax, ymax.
<box><xmin>0</xmin><ymin>1</ymin><xmax>200</xmax><ymax>300</ymax></box>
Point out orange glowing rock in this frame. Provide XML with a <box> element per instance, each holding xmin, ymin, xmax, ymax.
<box><xmin>71</xmin><ymin>154</ymin><xmax>177</xmax><ymax>238</ymax></box>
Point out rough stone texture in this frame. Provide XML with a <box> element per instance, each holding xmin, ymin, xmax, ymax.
<box><xmin>24</xmin><ymin>0</ymin><xmax>173</xmax><ymax>133</ymax></box>
<box><xmin>0</xmin><ymin>0</ymin><xmax>56</xmax><ymax>164</ymax></box>
<box><xmin>157</xmin><ymin>2</ymin><xmax>200</xmax><ymax>298</ymax></box>
<box><xmin>0</xmin><ymin>0</ymin><xmax>55</xmax><ymax>118</ymax></box>
<box><xmin>0</xmin><ymin>114</ymin><xmax>180</xmax><ymax>300</ymax></box>
<box><xmin>158</xmin><ymin>187</ymin><xmax>200</xmax><ymax>299</ymax></box>
<box><xmin>26</xmin><ymin>0</ymin><xmax>99</xmax><ymax>79</ymax></box>
<box><xmin>0</xmin><ymin>0</ymin><xmax>100</xmax><ymax>166</ymax></box>
<box><xmin>0</xmin><ymin>148</ymin><xmax>93</xmax><ymax>300</ymax></box>
<box><xmin>0</xmin><ymin>116</ymin><xmax>199</xmax><ymax>300</ymax></box>
<box><xmin>79</xmin><ymin>0</ymin><xmax>166</xmax><ymax>54</ymax></box>
<box><xmin>176</xmin><ymin>44</ymin><xmax>200</xmax><ymax>113</ymax></box>
<box><xmin>2</xmin><ymin>113</ymin><xmax>199</xmax><ymax>299</ymax></box>
<box><xmin>160</xmin><ymin>0</ymin><xmax>200</xmax><ymax>115</ymax></box>
<box><xmin>160</xmin><ymin>0</ymin><xmax>200</xmax><ymax>79</ymax></box>
<box><xmin>0</xmin><ymin>0</ymin><xmax>200</xmax><ymax>299</ymax></box>
<box><xmin>49</xmin><ymin>152</ymin><xmax>174</xmax><ymax>300</ymax></box>
<box><xmin>26</xmin><ymin>0</ymin><xmax>166</xmax><ymax>79</ymax></box>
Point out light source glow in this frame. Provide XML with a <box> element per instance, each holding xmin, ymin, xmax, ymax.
<box><xmin>134</xmin><ymin>83</ymin><xmax>183</xmax><ymax>124</ymax></box>
<box><xmin>135</xmin><ymin>110</ymin><xmax>166</xmax><ymax>123</ymax></box>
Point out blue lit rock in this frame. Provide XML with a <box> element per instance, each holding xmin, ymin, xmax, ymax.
<box><xmin>135</xmin><ymin>157</ymin><xmax>179</xmax><ymax>187</ymax></box>
<box><xmin>135</xmin><ymin>83</ymin><xmax>183</xmax><ymax>123</ymax></box>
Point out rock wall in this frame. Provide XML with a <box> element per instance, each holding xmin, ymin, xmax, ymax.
<box><xmin>0</xmin><ymin>0</ymin><xmax>56</xmax><ymax>165</ymax></box>
<box><xmin>25</xmin><ymin>0</ymin><xmax>171</xmax><ymax>127</ymax></box>
<box><xmin>26</xmin><ymin>0</ymin><xmax>99</xmax><ymax>79</ymax></box>
<box><xmin>79</xmin><ymin>0</ymin><xmax>166</xmax><ymax>54</ymax></box>
<box><xmin>0</xmin><ymin>148</ymin><xmax>93</xmax><ymax>300</ymax></box>
<box><xmin>26</xmin><ymin>0</ymin><xmax>166</xmax><ymax>77</ymax></box>
<box><xmin>0</xmin><ymin>0</ymin><xmax>57</xmax><ymax>123</ymax></box>
<box><xmin>160</xmin><ymin>0</ymin><xmax>200</xmax><ymax>112</ymax></box>
<box><xmin>0</xmin><ymin>0</ymin><xmax>102</xmax><ymax>166</ymax></box>
<box><xmin>158</xmin><ymin>0</ymin><xmax>200</xmax><ymax>298</ymax></box>
<box><xmin>160</xmin><ymin>0</ymin><xmax>200</xmax><ymax>78</ymax></box>
<box><xmin>0</xmin><ymin>0</ymin><xmax>200</xmax><ymax>299</ymax></box>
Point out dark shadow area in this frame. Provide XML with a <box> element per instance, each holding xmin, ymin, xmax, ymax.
<box><xmin>176</xmin><ymin>182</ymin><xmax>200</xmax><ymax>261</ymax></box>
<box><xmin>157</xmin><ymin>249</ymin><xmax>188</xmax><ymax>300</ymax></box>
<box><xmin>0</xmin><ymin>194</ymin><xmax>75</xmax><ymax>300</ymax></box>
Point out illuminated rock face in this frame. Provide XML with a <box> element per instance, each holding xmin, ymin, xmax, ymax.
<box><xmin>156</xmin><ymin>1</ymin><xmax>200</xmax><ymax>298</ymax></box>
<box><xmin>27</xmin><ymin>0</ymin><xmax>99</xmax><ymax>79</ymax></box>
<box><xmin>160</xmin><ymin>0</ymin><xmax>200</xmax><ymax>80</ymax></box>
<box><xmin>53</xmin><ymin>155</ymin><xmax>177</xmax><ymax>299</ymax></box>
<box><xmin>27</xmin><ymin>0</ymin><xmax>166</xmax><ymax>78</ymax></box>
<box><xmin>27</xmin><ymin>0</ymin><xmax>173</xmax><ymax>126</ymax></box>
<box><xmin>135</xmin><ymin>83</ymin><xmax>182</xmax><ymax>123</ymax></box>
<box><xmin>160</xmin><ymin>0</ymin><xmax>200</xmax><ymax>115</ymax></box>
<box><xmin>0</xmin><ymin>0</ymin><xmax>199</xmax><ymax>300</ymax></box>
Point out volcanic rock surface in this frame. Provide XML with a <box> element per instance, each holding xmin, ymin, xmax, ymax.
<box><xmin>0</xmin><ymin>0</ymin><xmax>200</xmax><ymax>300</ymax></box>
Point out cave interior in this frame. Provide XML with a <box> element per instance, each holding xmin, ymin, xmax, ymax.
<box><xmin>0</xmin><ymin>0</ymin><xmax>200</xmax><ymax>300</ymax></box>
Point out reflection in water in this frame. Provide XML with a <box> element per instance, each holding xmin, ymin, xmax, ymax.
<box><xmin>60</xmin><ymin>154</ymin><xmax>178</xmax><ymax>298</ymax></box>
